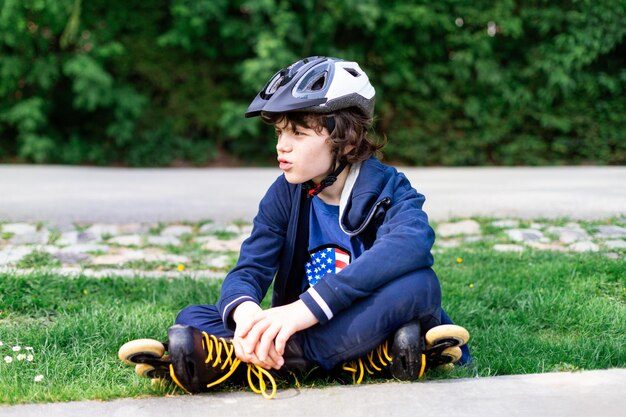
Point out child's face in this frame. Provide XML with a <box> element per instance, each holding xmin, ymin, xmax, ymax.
<box><xmin>275</xmin><ymin>118</ymin><xmax>334</xmax><ymax>185</ymax></box>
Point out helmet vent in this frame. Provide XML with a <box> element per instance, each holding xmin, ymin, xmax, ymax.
<box><xmin>311</xmin><ymin>75</ymin><xmax>326</xmax><ymax>91</ymax></box>
<box><xmin>344</xmin><ymin>68</ymin><xmax>360</xmax><ymax>77</ymax></box>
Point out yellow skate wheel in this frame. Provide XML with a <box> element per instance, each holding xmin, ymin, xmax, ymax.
<box><xmin>135</xmin><ymin>363</ymin><xmax>170</xmax><ymax>379</ymax></box>
<box><xmin>425</xmin><ymin>325</ymin><xmax>470</xmax><ymax>348</ymax></box>
<box><xmin>440</xmin><ymin>346</ymin><xmax>462</xmax><ymax>364</ymax></box>
<box><xmin>135</xmin><ymin>363</ymin><xmax>157</xmax><ymax>378</ymax></box>
<box><xmin>118</xmin><ymin>339</ymin><xmax>165</xmax><ymax>365</ymax></box>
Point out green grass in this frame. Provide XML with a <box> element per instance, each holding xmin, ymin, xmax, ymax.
<box><xmin>436</xmin><ymin>248</ymin><xmax>625</xmax><ymax>376</ymax></box>
<box><xmin>0</xmin><ymin>245</ymin><xmax>624</xmax><ymax>404</ymax></box>
<box><xmin>16</xmin><ymin>251</ymin><xmax>61</xmax><ymax>269</ymax></box>
<box><xmin>0</xmin><ymin>274</ymin><xmax>225</xmax><ymax>403</ymax></box>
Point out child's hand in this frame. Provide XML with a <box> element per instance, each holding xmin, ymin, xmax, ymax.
<box><xmin>232</xmin><ymin>300</ymin><xmax>318</xmax><ymax>370</ymax></box>
<box><xmin>232</xmin><ymin>301</ymin><xmax>283</xmax><ymax>370</ymax></box>
<box><xmin>252</xmin><ymin>300</ymin><xmax>318</xmax><ymax>362</ymax></box>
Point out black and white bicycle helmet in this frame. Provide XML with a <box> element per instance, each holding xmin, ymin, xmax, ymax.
<box><xmin>245</xmin><ymin>56</ymin><xmax>375</xmax><ymax>118</ymax></box>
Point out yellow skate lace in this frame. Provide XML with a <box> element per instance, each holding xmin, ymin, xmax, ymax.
<box><xmin>169</xmin><ymin>332</ymin><xmax>277</xmax><ymax>399</ymax></box>
<box><xmin>247</xmin><ymin>363</ymin><xmax>277</xmax><ymax>400</ymax></box>
<box><xmin>341</xmin><ymin>340</ymin><xmax>426</xmax><ymax>384</ymax></box>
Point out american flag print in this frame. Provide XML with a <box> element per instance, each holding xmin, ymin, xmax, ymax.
<box><xmin>305</xmin><ymin>246</ymin><xmax>351</xmax><ymax>286</ymax></box>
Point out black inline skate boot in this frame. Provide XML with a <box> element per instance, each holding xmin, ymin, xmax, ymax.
<box><xmin>389</xmin><ymin>319</ymin><xmax>425</xmax><ymax>380</ymax></box>
<box><xmin>166</xmin><ymin>324</ymin><xmax>244</xmax><ymax>393</ymax></box>
<box><xmin>341</xmin><ymin>319</ymin><xmax>423</xmax><ymax>383</ymax></box>
<box><xmin>277</xmin><ymin>333</ymin><xmax>315</xmax><ymax>375</ymax></box>
<box><xmin>341</xmin><ymin>320</ymin><xmax>470</xmax><ymax>383</ymax></box>
<box><xmin>119</xmin><ymin>324</ymin><xmax>279</xmax><ymax>398</ymax></box>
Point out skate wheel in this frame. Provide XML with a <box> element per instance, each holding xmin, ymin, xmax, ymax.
<box><xmin>135</xmin><ymin>363</ymin><xmax>156</xmax><ymax>378</ymax></box>
<box><xmin>135</xmin><ymin>363</ymin><xmax>170</xmax><ymax>379</ymax></box>
<box><xmin>425</xmin><ymin>325</ymin><xmax>469</xmax><ymax>348</ymax></box>
<box><xmin>119</xmin><ymin>338</ymin><xmax>165</xmax><ymax>365</ymax></box>
<box><xmin>440</xmin><ymin>346</ymin><xmax>462</xmax><ymax>364</ymax></box>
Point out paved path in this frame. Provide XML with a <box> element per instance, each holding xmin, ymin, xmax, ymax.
<box><xmin>1</xmin><ymin>369</ymin><xmax>625</xmax><ymax>417</ymax></box>
<box><xmin>0</xmin><ymin>164</ymin><xmax>625</xmax><ymax>417</ymax></box>
<box><xmin>1</xmin><ymin>165</ymin><xmax>624</xmax><ymax>223</ymax></box>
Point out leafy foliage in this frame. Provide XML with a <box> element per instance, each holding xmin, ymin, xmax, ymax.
<box><xmin>1</xmin><ymin>0</ymin><xmax>624</xmax><ymax>166</ymax></box>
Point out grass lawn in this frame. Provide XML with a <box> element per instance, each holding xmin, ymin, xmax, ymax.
<box><xmin>0</xmin><ymin>221</ymin><xmax>624</xmax><ymax>404</ymax></box>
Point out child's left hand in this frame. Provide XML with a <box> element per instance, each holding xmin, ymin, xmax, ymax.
<box><xmin>242</xmin><ymin>300</ymin><xmax>318</xmax><ymax>368</ymax></box>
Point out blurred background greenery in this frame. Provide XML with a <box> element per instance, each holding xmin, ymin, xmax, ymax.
<box><xmin>0</xmin><ymin>0</ymin><xmax>624</xmax><ymax>167</ymax></box>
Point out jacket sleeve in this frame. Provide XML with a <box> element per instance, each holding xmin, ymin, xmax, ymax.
<box><xmin>300</xmin><ymin>174</ymin><xmax>435</xmax><ymax>324</ymax></box>
<box><xmin>217</xmin><ymin>176</ymin><xmax>292</xmax><ymax>331</ymax></box>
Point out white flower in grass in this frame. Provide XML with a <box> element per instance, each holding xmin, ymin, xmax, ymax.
<box><xmin>12</xmin><ymin>345</ymin><xmax>21</xmax><ymax>352</ymax></box>
<box><xmin>4</xmin><ymin>356</ymin><xmax>12</xmax><ymax>364</ymax></box>
<box><xmin>0</xmin><ymin>341</ymin><xmax>4</xmax><ymax>346</ymax></box>
<box><xmin>34</xmin><ymin>374</ymin><xmax>44</xmax><ymax>382</ymax></box>
<box><xmin>27</xmin><ymin>354</ymin><xmax>34</xmax><ymax>362</ymax></box>
<box><xmin>17</xmin><ymin>353</ymin><xmax>26</xmax><ymax>361</ymax></box>
<box><xmin>25</xmin><ymin>347</ymin><xmax>34</xmax><ymax>351</ymax></box>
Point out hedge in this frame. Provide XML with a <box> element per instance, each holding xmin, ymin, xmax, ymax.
<box><xmin>1</xmin><ymin>0</ymin><xmax>625</xmax><ymax>166</ymax></box>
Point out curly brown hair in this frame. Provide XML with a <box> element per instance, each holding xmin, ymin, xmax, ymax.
<box><xmin>261</xmin><ymin>108</ymin><xmax>384</xmax><ymax>165</ymax></box>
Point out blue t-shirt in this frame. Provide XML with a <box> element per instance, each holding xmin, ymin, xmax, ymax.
<box><xmin>305</xmin><ymin>196</ymin><xmax>352</xmax><ymax>287</ymax></box>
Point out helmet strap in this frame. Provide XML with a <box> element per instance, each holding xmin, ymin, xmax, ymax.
<box><xmin>303</xmin><ymin>160</ymin><xmax>348</xmax><ymax>198</ymax></box>
<box><xmin>324</xmin><ymin>116</ymin><xmax>335</xmax><ymax>134</ymax></box>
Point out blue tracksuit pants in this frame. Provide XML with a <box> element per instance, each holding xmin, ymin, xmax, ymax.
<box><xmin>175</xmin><ymin>267</ymin><xmax>471</xmax><ymax>370</ymax></box>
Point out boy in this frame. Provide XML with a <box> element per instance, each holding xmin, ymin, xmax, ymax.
<box><xmin>119</xmin><ymin>56</ymin><xmax>470</xmax><ymax>398</ymax></box>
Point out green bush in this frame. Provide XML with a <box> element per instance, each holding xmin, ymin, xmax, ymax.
<box><xmin>1</xmin><ymin>0</ymin><xmax>624</xmax><ymax>166</ymax></box>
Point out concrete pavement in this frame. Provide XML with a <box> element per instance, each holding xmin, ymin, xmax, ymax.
<box><xmin>0</xmin><ymin>164</ymin><xmax>625</xmax><ymax>416</ymax></box>
<box><xmin>2</xmin><ymin>369</ymin><xmax>625</xmax><ymax>417</ymax></box>
<box><xmin>1</xmin><ymin>165</ymin><xmax>625</xmax><ymax>224</ymax></box>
